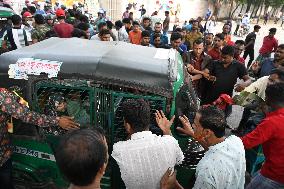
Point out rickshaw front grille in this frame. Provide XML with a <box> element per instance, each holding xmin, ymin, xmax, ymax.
<box><xmin>94</xmin><ymin>89</ymin><xmax>166</xmax><ymax>145</ymax></box>
<box><xmin>29</xmin><ymin>82</ymin><xmax>200</xmax><ymax>188</ymax></box>
<box><xmin>36</xmin><ymin>87</ymin><xmax>90</xmax><ymax>113</ymax></box>
<box><xmin>35</xmin><ymin>84</ymin><xmax>200</xmax><ymax>169</ymax></box>
<box><xmin>94</xmin><ymin>89</ymin><xmax>112</xmax><ymax>144</ymax></box>
<box><xmin>35</xmin><ymin>85</ymin><xmax>92</xmax><ymax>136</ymax></box>
<box><xmin>34</xmin><ymin>82</ymin><xmax>166</xmax><ymax>144</ymax></box>
<box><xmin>112</xmin><ymin>96</ymin><xmax>166</xmax><ymax>144</ymax></box>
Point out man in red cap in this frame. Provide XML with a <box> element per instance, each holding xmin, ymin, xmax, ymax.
<box><xmin>53</xmin><ymin>9</ymin><xmax>74</xmax><ymax>38</ymax></box>
<box><xmin>22</xmin><ymin>11</ymin><xmax>33</xmax><ymax>34</ymax></box>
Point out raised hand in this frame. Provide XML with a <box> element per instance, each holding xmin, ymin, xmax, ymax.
<box><xmin>155</xmin><ymin>110</ymin><xmax>175</xmax><ymax>135</ymax></box>
<box><xmin>176</xmin><ymin>115</ymin><xmax>194</xmax><ymax>137</ymax></box>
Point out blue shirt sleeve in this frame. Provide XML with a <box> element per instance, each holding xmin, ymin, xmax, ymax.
<box><xmin>260</xmin><ymin>58</ymin><xmax>275</xmax><ymax>77</ymax></box>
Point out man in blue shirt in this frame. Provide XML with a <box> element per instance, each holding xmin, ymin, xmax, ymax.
<box><xmin>183</xmin><ymin>20</ymin><xmax>192</xmax><ymax>32</ymax></box>
<box><xmin>205</xmin><ymin>9</ymin><xmax>212</xmax><ymax>21</ymax></box>
<box><xmin>174</xmin><ymin>27</ymin><xmax>187</xmax><ymax>53</ymax></box>
<box><xmin>35</xmin><ymin>4</ymin><xmax>46</xmax><ymax>15</ymax></box>
<box><xmin>150</xmin><ymin>22</ymin><xmax>168</xmax><ymax>46</ymax></box>
<box><xmin>251</xmin><ymin>44</ymin><xmax>284</xmax><ymax>78</ymax></box>
<box><xmin>259</xmin><ymin>58</ymin><xmax>276</xmax><ymax>77</ymax></box>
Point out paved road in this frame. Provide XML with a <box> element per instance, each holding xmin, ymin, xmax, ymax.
<box><xmin>232</xmin><ymin>20</ymin><xmax>284</xmax><ymax>61</ymax></box>
<box><xmin>201</xmin><ymin>20</ymin><xmax>284</xmax><ymax>60</ymax></box>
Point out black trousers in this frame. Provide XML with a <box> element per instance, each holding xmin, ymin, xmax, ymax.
<box><xmin>243</xmin><ymin>49</ymin><xmax>254</xmax><ymax>68</ymax></box>
<box><xmin>264</xmin><ymin>19</ymin><xmax>268</xmax><ymax>25</ymax></box>
<box><xmin>234</xmin><ymin>24</ymin><xmax>240</xmax><ymax>35</ymax></box>
<box><xmin>0</xmin><ymin>158</ymin><xmax>14</xmax><ymax>189</ymax></box>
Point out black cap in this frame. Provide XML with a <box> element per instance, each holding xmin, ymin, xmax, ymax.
<box><xmin>254</xmin><ymin>25</ymin><xmax>261</xmax><ymax>30</ymax></box>
<box><xmin>269</xmin><ymin>28</ymin><xmax>277</xmax><ymax>33</ymax></box>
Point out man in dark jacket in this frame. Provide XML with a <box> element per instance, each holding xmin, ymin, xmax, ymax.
<box><xmin>183</xmin><ymin>38</ymin><xmax>212</xmax><ymax>98</ymax></box>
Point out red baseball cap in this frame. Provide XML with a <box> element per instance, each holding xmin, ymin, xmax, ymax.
<box><xmin>56</xmin><ymin>9</ymin><xmax>65</xmax><ymax>17</ymax></box>
<box><xmin>220</xmin><ymin>94</ymin><xmax>233</xmax><ymax>105</ymax></box>
<box><xmin>23</xmin><ymin>11</ymin><xmax>32</xmax><ymax>18</ymax></box>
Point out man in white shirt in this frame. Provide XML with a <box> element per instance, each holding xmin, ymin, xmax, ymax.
<box><xmin>111</xmin><ymin>99</ymin><xmax>184</xmax><ymax>189</ymax></box>
<box><xmin>243</xmin><ymin>76</ymin><xmax>269</xmax><ymax>100</ymax></box>
<box><xmin>234</xmin><ymin>67</ymin><xmax>284</xmax><ymax>135</ymax></box>
<box><xmin>242</xmin><ymin>14</ymin><xmax>250</xmax><ymax>28</ymax></box>
<box><xmin>151</xmin><ymin>11</ymin><xmax>161</xmax><ymax>29</ymax></box>
<box><xmin>115</xmin><ymin>19</ymin><xmax>129</xmax><ymax>42</ymax></box>
<box><xmin>244</xmin><ymin>62</ymin><xmax>284</xmax><ymax>100</ymax></box>
<box><xmin>90</xmin><ymin>22</ymin><xmax>107</xmax><ymax>41</ymax></box>
<box><xmin>1</xmin><ymin>14</ymin><xmax>32</xmax><ymax>51</ymax></box>
<box><xmin>22</xmin><ymin>11</ymin><xmax>33</xmax><ymax>34</ymax></box>
<box><xmin>171</xmin><ymin>106</ymin><xmax>246</xmax><ymax>189</ymax></box>
<box><xmin>204</xmin><ymin>16</ymin><xmax>216</xmax><ymax>34</ymax></box>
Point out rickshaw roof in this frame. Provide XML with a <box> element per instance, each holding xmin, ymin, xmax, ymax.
<box><xmin>0</xmin><ymin>7</ymin><xmax>14</xmax><ymax>18</ymax></box>
<box><xmin>0</xmin><ymin>38</ymin><xmax>179</xmax><ymax>97</ymax></box>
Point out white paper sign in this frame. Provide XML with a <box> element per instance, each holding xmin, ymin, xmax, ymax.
<box><xmin>8</xmin><ymin>58</ymin><xmax>62</xmax><ymax>80</ymax></box>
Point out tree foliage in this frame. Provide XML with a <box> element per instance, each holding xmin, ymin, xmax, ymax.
<box><xmin>208</xmin><ymin>0</ymin><xmax>284</xmax><ymax>19</ymax></box>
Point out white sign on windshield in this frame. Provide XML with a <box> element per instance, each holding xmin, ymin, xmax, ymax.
<box><xmin>8</xmin><ymin>58</ymin><xmax>62</xmax><ymax>80</ymax></box>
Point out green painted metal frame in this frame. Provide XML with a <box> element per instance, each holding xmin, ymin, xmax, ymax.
<box><xmin>11</xmin><ymin>54</ymin><xmax>187</xmax><ymax>188</ymax></box>
<box><xmin>110</xmin><ymin>91</ymin><xmax>167</xmax><ymax>145</ymax></box>
<box><xmin>33</xmin><ymin>81</ymin><xmax>95</xmax><ymax>124</ymax></box>
<box><xmin>12</xmin><ymin>82</ymin><xmax>169</xmax><ymax>188</ymax></box>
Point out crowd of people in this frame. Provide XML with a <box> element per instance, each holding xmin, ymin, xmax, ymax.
<box><xmin>263</xmin><ymin>11</ymin><xmax>284</xmax><ymax>27</ymax></box>
<box><xmin>1</xmin><ymin>2</ymin><xmax>284</xmax><ymax>189</ymax></box>
<box><xmin>54</xmin><ymin>77</ymin><xmax>284</xmax><ymax>189</ymax></box>
<box><xmin>0</xmin><ymin>3</ymin><xmax>165</xmax><ymax>49</ymax></box>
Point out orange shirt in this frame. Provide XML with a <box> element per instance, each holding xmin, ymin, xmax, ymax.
<box><xmin>129</xmin><ymin>30</ymin><xmax>142</xmax><ymax>45</ymax></box>
<box><xmin>224</xmin><ymin>34</ymin><xmax>234</xmax><ymax>46</ymax></box>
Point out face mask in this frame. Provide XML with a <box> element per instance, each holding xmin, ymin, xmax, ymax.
<box><xmin>27</xmin><ymin>21</ymin><xmax>33</xmax><ymax>26</ymax></box>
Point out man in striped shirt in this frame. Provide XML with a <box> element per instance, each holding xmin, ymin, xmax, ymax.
<box><xmin>1</xmin><ymin>14</ymin><xmax>32</xmax><ymax>51</ymax></box>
